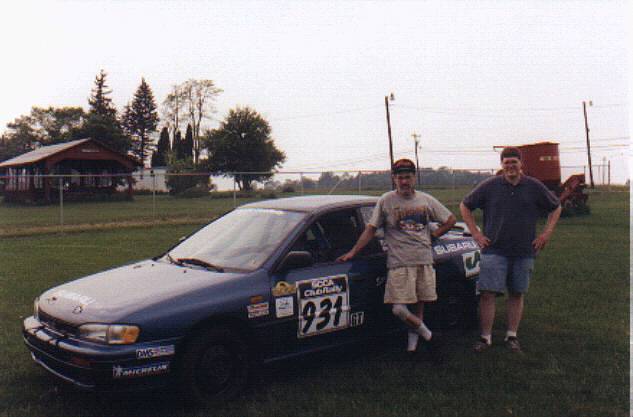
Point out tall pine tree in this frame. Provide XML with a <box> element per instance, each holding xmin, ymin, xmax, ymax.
<box><xmin>173</xmin><ymin>130</ymin><xmax>185</xmax><ymax>161</ymax></box>
<box><xmin>122</xmin><ymin>78</ymin><xmax>159</xmax><ymax>165</ymax></box>
<box><xmin>151</xmin><ymin>126</ymin><xmax>171</xmax><ymax>167</ymax></box>
<box><xmin>78</xmin><ymin>70</ymin><xmax>131</xmax><ymax>153</ymax></box>
<box><xmin>183</xmin><ymin>124</ymin><xmax>194</xmax><ymax>160</ymax></box>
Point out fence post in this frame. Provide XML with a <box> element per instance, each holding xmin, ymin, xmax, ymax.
<box><xmin>151</xmin><ymin>170</ymin><xmax>156</xmax><ymax>223</ymax></box>
<box><xmin>233</xmin><ymin>175</ymin><xmax>237</xmax><ymax>208</ymax></box>
<box><xmin>300</xmin><ymin>172</ymin><xmax>304</xmax><ymax>195</ymax></box>
<box><xmin>58</xmin><ymin>177</ymin><xmax>64</xmax><ymax>232</ymax></box>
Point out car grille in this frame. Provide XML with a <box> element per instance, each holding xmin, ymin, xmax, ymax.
<box><xmin>38</xmin><ymin>309</ymin><xmax>77</xmax><ymax>337</ymax></box>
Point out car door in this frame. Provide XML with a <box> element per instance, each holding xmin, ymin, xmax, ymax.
<box><xmin>270</xmin><ymin>207</ymin><xmax>385</xmax><ymax>357</ymax></box>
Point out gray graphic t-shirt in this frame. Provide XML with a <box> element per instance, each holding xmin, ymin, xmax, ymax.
<box><xmin>368</xmin><ymin>190</ymin><xmax>452</xmax><ymax>268</ymax></box>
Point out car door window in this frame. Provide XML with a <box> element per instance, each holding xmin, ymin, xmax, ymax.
<box><xmin>291</xmin><ymin>209</ymin><xmax>362</xmax><ymax>263</ymax></box>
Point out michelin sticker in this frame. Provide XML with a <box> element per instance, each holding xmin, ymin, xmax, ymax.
<box><xmin>112</xmin><ymin>362</ymin><xmax>170</xmax><ymax>379</ymax></box>
<box><xmin>462</xmin><ymin>250</ymin><xmax>481</xmax><ymax>278</ymax></box>
<box><xmin>136</xmin><ymin>345</ymin><xmax>175</xmax><ymax>360</ymax></box>
<box><xmin>247</xmin><ymin>302</ymin><xmax>270</xmax><ymax>319</ymax></box>
<box><xmin>275</xmin><ymin>296</ymin><xmax>294</xmax><ymax>318</ymax></box>
<box><xmin>296</xmin><ymin>275</ymin><xmax>350</xmax><ymax>338</ymax></box>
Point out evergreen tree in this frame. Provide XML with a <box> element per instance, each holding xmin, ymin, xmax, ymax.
<box><xmin>173</xmin><ymin>130</ymin><xmax>185</xmax><ymax>160</ymax></box>
<box><xmin>151</xmin><ymin>126</ymin><xmax>171</xmax><ymax>167</ymax></box>
<box><xmin>78</xmin><ymin>69</ymin><xmax>131</xmax><ymax>153</ymax></box>
<box><xmin>183</xmin><ymin>124</ymin><xmax>194</xmax><ymax>160</ymax></box>
<box><xmin>122</xmin><ymin>78</ymin><xmax>159</xmax><ymax>164</ymax></box>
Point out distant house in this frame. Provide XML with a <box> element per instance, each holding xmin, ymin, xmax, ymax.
<box><xmin>0</xmin><ymin>138</ymin><xmax>141</xmax><ymax>203</ymax></box>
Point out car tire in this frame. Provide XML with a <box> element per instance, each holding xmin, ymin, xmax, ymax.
<box><xmin>180</xmin><ymin>326</ymin><xmax>249</xmax><ymax>405</ymax></box>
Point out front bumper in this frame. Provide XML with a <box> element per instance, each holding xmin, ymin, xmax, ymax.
<box><xmin>23</xmin><ymin>316</ymin><xmax>182</xmax><ymax>391</ymax></box>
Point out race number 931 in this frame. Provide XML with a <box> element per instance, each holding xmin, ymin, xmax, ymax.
<box><xmin>297</xmin><ymin>275</ymin><xmax>350</xmax><ymax>338</ymax></box>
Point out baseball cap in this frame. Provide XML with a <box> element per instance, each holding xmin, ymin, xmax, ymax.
<box><xmin>500</xmin><ymin>147</ymin><xmax>522</xmax><ymax>161</ymax></box>
<box><xmin>392</xmin><ymin>158</ymin><xmax>416</xmax><ymax>174</ymax></box>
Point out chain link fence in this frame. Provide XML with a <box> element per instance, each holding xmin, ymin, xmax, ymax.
<box><xmin>0</xmin><ymin>165</ymin><xmax>616</xmax><ymax>234</ymax></box>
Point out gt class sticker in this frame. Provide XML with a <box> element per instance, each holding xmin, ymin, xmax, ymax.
<box><xmin>462</xmin><ymin>250</ymin><xmax>481</xmax><ymax>278</ymax></box>
<box><xmin>297</xmin><ymin>275</ymin><xmax>350</xmax><ymax>338</ymax></box>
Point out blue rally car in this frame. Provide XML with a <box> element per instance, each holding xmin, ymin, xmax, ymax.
<box><xmin>23</xmin><ymin>195</ymin><xmax>480</xmax><ymax>403</ymax></box>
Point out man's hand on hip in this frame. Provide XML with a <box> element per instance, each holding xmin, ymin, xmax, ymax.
<box><xmin>473</xmin><ymin>231</ymin><xmax>491</xmax><ymax>249</ymax></box>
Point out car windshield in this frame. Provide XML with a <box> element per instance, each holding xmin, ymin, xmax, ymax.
<box><xmin>166</xmin><ymin>208</ymin><xmax>306</xmax><ymax>271</ymax></box>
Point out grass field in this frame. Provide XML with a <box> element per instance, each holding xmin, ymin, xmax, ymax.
<box><xmin>0</xmin><ymin>188</ymin><xmax>629</xmax><ymax>417</ymax></box>
<box><xmin>0</xmin><ymin>187</ymin><xmax>474</xmax><ymax>236</ymax></box>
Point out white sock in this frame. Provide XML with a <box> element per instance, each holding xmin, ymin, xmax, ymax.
<box><xmin>415</xmin><ymin>322</ymin><xmax>432</xmax><ymax>341</ymax></box>
<box><xmin>481</xmin><ymin>334</ymin><xmax>492</xmax><ymax>345</ymax></box>
<box><xmin>505</xmin><ymin>331</ymin><xmax>517</xmax><ymax>341</ymax></box>
<box><xmin>407</xmin><ymin>331</ymin><xmax>419</xmax><ymax>352</ymax></box>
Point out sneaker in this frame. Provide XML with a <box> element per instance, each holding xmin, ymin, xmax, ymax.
<box><xmin>505</xmin><ymin>336</ymin><xmax>522</xmax><ymax>353</ymax></box>
<box><xmin>473</xmin><ymin>337</ymin><xmax>491</xmax><ymax>353</ymax></box>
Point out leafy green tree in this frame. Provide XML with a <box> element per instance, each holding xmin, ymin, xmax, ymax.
<box><xmin>78</xmin><ymin>69</ymin><xmax>131</xmax><ymax>153</ymax></box>
<box><xmin>165</xmin><ymin>158</ymin><xmax>210</xmax><ymax>196</ymax></box>
<box><xmin>183</xmin><ymin>124</ymin><xmax>194</xmax><ymax>160</ymax></box>
<box><xmin>122</xmin><ymin>78</ymin><xmax>159</xmax><ymax>164</ymax></box>
<box><xmin>0</xmin><ymin>106</ymin><xmax>86</xmax><ymax>161</ymax></box>
<box><xmin>151</xmin><ymin>127</ymin><xmax>171</xmax><ymax>167</ymax></box>
<box><xmin>204</xmin><ymin>106</ymin><xmax>285</xmax><ymax>191</ymax></box>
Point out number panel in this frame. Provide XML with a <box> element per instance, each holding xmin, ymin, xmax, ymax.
<box><xmin>297</xmin><ymin>275</ymin><xmax>350</xmax><ymax>338</ymax></box>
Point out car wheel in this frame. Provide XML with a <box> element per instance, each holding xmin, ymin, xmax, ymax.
<box><xmin>180</xmin><ymin>326</ymin><xmax>249</xmax><ymax>404</ymax></box>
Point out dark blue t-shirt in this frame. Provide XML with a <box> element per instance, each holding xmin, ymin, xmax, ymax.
<box><xmin>462</xmin><ymin>175</ymin><xmax>560</xmax><ymax>257</ymax></box>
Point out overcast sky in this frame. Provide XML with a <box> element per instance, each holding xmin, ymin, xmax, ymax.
<box><xmin>1</xmin><ymin>0</ymin><xmax>630</xmax><ymax>183</ymax></box>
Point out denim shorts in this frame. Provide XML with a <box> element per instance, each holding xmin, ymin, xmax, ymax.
<box><xmin>477</xmin><ymin>254</ymin><xmax>535</xmax><ymax>295</ymax></box>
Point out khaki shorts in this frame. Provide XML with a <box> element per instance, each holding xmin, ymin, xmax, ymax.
<box><xmin>384</xmin><ymin>265</ymin><xmax>437</xmax><ymax>304</ymax></box>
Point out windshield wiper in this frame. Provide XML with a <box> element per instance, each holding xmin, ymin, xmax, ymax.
<box><xmin>176</xmin><ymin>258</ymin><xmax>224</xmax><ymax>272</ymax></box>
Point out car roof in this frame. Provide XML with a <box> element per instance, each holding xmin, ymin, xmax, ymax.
<box><xmin>240</xmin><ymin>195</ymin><xmax>379</xmax><ymax>213</ymax></box>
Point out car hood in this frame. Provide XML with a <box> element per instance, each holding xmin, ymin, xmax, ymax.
<box><xmin>37</xmin><ymin>260</ymin><xmax>241</xmax><ymax>325</ymax></box>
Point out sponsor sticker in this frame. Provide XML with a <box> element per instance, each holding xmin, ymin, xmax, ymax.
<box><xmin>462</xmin><ymin>250</ymin><xmax>481</xmax><ymax>278</ymax></box>
<box><xmin>136</xmin><ymin>345</ymin><xmax>176</xmax><ymax>360</ymax></box>
<box><xmin>112</xmin><ymin>362</ymin><xmax>170</xmax><ymax>379</ymax></box>
<box><xmin>272</xmin><ymin>281</ymin><xmax>296</xmax><ymax>297</ymax></box>
<box><xmin>434</xmin><ymin>240</ymin><xmax>479</xmax><ymax>256</ymax></box>
<box><xmin>350</xmin><ymin>311</ymin><xmax>365</xmax><ymax>327</ymax></box>
<box><xmin>297</xmin><ymin>275</ymin><xmax>350</xmax><ymax>338</ymax></box>
<box><xmin>275</xmin><ymin>296</ymin><xmax>294</xmax><ymax>318</ymax></box>
<box><xmin>247</xmin><ymin>302</ymin><xmax>270</xmax><ymax>319</ymax></box>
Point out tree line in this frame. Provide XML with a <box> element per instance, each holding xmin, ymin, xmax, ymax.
<box><xmin>0</xmin><ymin>70</ymin><xmax>286</xmax><ymax>193</ymax></box>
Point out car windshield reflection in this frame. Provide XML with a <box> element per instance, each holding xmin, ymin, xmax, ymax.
<box><xmin>167</xmin><ymin>208</ymin><xmax>306</xmax><ymax>271</ymax></box>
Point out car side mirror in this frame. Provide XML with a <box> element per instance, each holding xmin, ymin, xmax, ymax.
<box><xmin>278</xmin><ymin>251</ymin><xmax>314</xmax><ymax>272</ymax></box>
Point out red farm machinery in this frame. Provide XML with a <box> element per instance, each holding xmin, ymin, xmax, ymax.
<box><xmin>497</xmin><ymin>142</ymin><xmax>589</xmax><ymax>216</ymax></box>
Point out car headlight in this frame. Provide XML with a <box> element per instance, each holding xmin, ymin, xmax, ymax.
<box><xmin>78</xmin><ymin>324</ymin><xmax>140</xmax><ymax>345</ymax></box>
<box><xmin>33</xmin><ymin>297</ymin><xmax>39</xmax><ymax>320</ymax></box>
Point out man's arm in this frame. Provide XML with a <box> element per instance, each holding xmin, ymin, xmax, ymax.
<box><xmin>336</xmin><ymin>224</ymin><xmax>377</xmax><ymax>262</ymax></box>
<box><xmin>459</xmin><ymin>202</ymin><xmax>490</xmax><ymax>249</ymax></box>
<box><xmin>532</xmin><ymin>205</ymin><xmax>562</xmax><ymax>251</ymax></box>
<box><xmin>431</xmin><ymin>214</ymin><xmax>457</xmax><ymax>239</ymax></box>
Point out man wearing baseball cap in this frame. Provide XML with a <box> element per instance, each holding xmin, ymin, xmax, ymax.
<box><xmin>460</xmin><ymin>147</ymin><xmax>561</xmax><ymax>353</ymax></box>
<box><xmin>338</xmin><ymin>158</ymin><xmax>456</xmax><ymax>360</ymax></box>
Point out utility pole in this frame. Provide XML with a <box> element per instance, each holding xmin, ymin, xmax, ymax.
<box><xmin>384</xmin><ymin>93</ymin><xmax>395</xmax><ymax>189</ymax></box>
<box><xmin>412</xmin><ymin>132</ymin><xmax>421</xmax><ymax>184</ymax></box>
<box><xmin>583</xmin><ymin>100</ymin><xmax>595</xmax><ymax>188</ymax></box>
